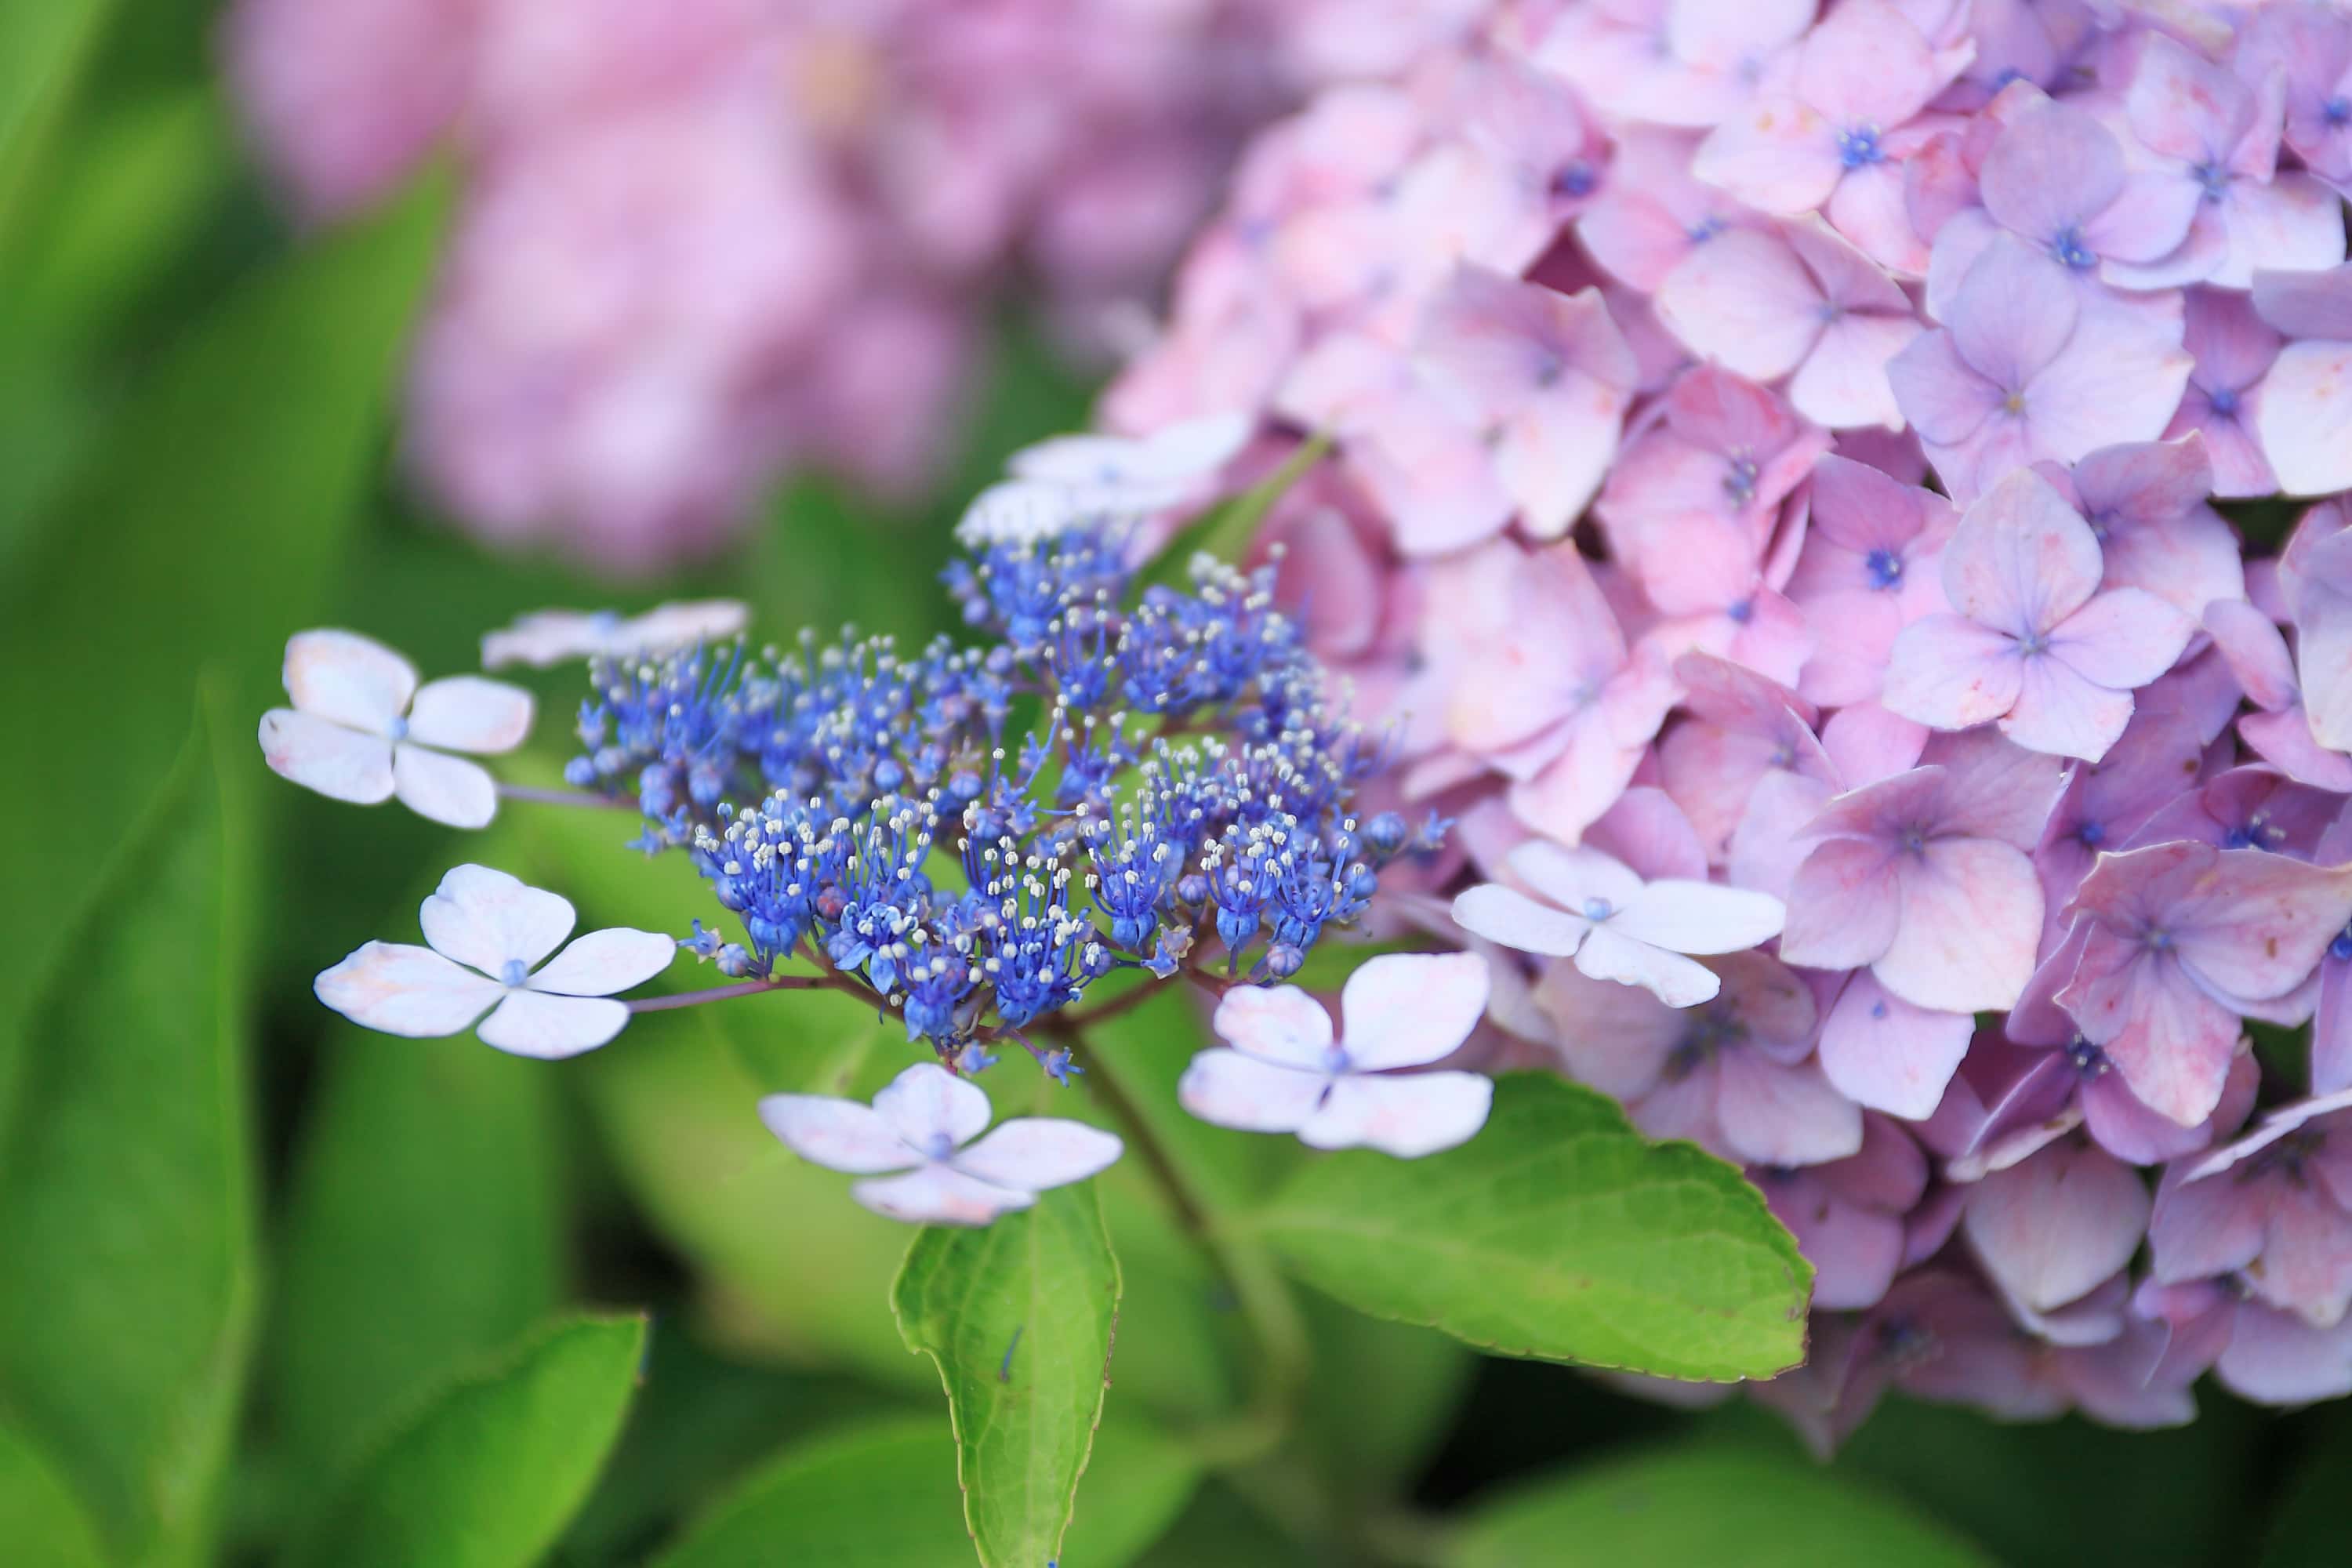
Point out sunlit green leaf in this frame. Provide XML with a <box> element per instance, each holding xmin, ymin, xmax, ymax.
<box><xmin>893</xmin><ymin>1185</ymin><xmax>1122</xmax><ymax>1568</ymax></box>
<box><xmin>0</xmin><ymin>689</ymin><xmax>256</xmax><ymax>1566</ymax></box>
<box><xmin>652</xmin><ymin>1417</ymin><xmax>970</xmax><ymax>1568</ymax></box>
<box><xmin>1054</xmin><ymin>1416</ymin><xmax>1202</xmax><ymax>1568</ymax></box>
<box><xmin>1250</xmin><ymin>1074</ymin><xmax>1810</xmax><ymax>1381</ymax></box>
<box><xmin>0</xmin><ymin>1424</ymin><xmax>106</xmax><ymax>1568</ymax></box>
<box><xmin>1446</xmin><ymin>1446</ymin><xmax>1996</xmax><ymax>1567</ymax></box>
<box><xmin>289</xmin><ymin>1313</ymin><xmax>647</xmax><ymax>1568</ymax></box>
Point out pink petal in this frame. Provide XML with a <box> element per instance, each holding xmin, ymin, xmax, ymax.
<box><xmin>873</xmin><ymin>1062</ymin><xmax>993</xmax><ymax>1151</ymax></box>
<box><xmin>528</xmin><ymin>928</ymin><xmax>675</xmax><ymax>997</ymax></box>
<box><xmin>1212</xmin><ymin>983</ymin><xmax>1337</xmax><ymax>1069</ymax></box>
<box><xmin>852</xmin><ymin>1164</ymin><xmax>1033</xmax><ymax>1227</ymax></box>
<box><xmin>2201</xmin><ymin>598</ymin><xmax>2299</xmax><ymax>711</ymax></box>
<box><xmin>2022</xmin><ymin>315</ymin><xmax>2196</xmax><ymax>466</ymax></box>
<box><xmin>1791</xmin><ymin>312</ymin><xmax>1921</xmax><ymax>430</ymax></box>
<box><xmin>1886</xmin><ymin>327</ymin><xmax>2002</xmax><ymax>444</ymax></box>
<box><xmin>258</xmin><ymin>709</ymin><xmax>395</xmax><ymax>806</ymax></box>
<box><xmin>1653</xmin><ymin>228</ymin><xmax>1824</xmax><ymax>380</ymax></box>
<box><xmin>1979</xmin><ymin>100</ymin><xmax>2123</xmax><ymax>245</ymax></box>
<box><xmin>1341</xmin><ymin>951</ymin><xmax>1492</xmax><ymax>1070</ymax></box>
<box><xmin>474</xmin><ymin>989</ymin><xmax>629</xmax><ymax>1060</ymax></box>
<box><xmin>1715</xmin><ymin>1051</ymin><xmax>1865</xmax><ymax>1167</ymax></box>
<box><xmin>953</xmin><ymin>1119</ymin><xmax>1123</xmax><ymax>1191</ymax></box>
<box><xmin>2250</xmin><ymin>261</ymin><xmax>2352</xmax><ymax>341</ymax></box>
<box><xmin>757</xmin><ymin>1095</ymin><xmax>920</xmax><ymax>1175</ymax></box>
<box><xmin>1178</xmin><ymin>1047</ymin><xmax>1329</xmax><ymax>1134</ymax></box>
<box><xmin>1877</xmin><ymin>838</ymin><xmax>2043</xmax><ymax>1011</ymax></box>
<box><xmin>2216</xmin><ymin>1304</ymin><xmax>2352</xmax><ymax>1405</ymax></box>
<box><xmin>315</xmin><ymin>941</ymin><xmax>504</xmax><ymax>1037</ymax></box>
<box><xmin>2049</xmin><ymin>587</ymin><xmax>2193</xmax><ymax>688</ymax></box>
<box><xmin>1949</xmin><ymin>237</ymin><xmax>2079</xmax><ymax>392</ymax></box>
<box><xmin>1760</xmin><ymin>1167</ymin><xmax>1905</xmax><ymax>1310</ymax></box>
<box><xmin>1496</xmin><ymin>384</ymin><xmax>1628</xmax><ymax>537</ymax></box>
<box><xmin>2257</xmin><ymin>339</ymin><xmax>2352</xmax><ymax>497</ymax></box>
<box><xmin>391</xmin><ymin>745</ymin><xmax>499</xmax><ymax>829</ymax></box>
<box><xmin>1536</xmin><ymin>956</ymin><xmax>1688</xmax><ymax>1099</ymax></box>
<box><xmin>1942</xmin><ymin>466</ymin><xmax>2103</xmax><ymax>630</ymax></box>
<box><xmin>1817</xmin><ymin>971</ymin><xmax>1974</xmax><ymax>1119</ymax></box>
<box><xmin>2003</xmin><ymin>649</ymin><xmax>2137</xmax><ymax>761</ymax></box>
<box><xmin>1299</xmin><ymin>1071</ymin><xmax>1495</xmax><ymax>1158</ymax></box>
<box><xmin>1882</xmin><ymin>614</ymin><xmax>2024</xmax><ymax>730</ymax></box>
<box><xmin>2063</xmin><ymin>928</ymin><xmax>2238</xmax><ymax>1126</ymax></box>
<box><xmin>1692</xmin><ymin>95</ymin><xmax>1843</xmax><ymax>215</ymax></box>
<box><xmin>1963</xmin><ymin>1138</ymin><xmax>2152</xmax><ymax>1312</ymax></box>
<box><xmin>282</xmin><ymin>628</ymin><xmax>416</xmax><ymax>733</ymax></box>
<box><xmin>2149</xmin><ymin>1163</ymin><xmax>2270</xmax><ymax>1283</ymax></box>
<box><xmin>419</xmin><ymin>864</ymin><xmax>575</xmax><ymax>975</ymax></box>
<box><xmin>1779</xmin><ymin>837</ymin><xmax>1902</xmax><ymax>971</ymax></box>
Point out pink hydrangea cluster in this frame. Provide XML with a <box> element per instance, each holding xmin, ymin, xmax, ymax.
<box><xmin>223</xmin><ymin>0</ymin><xmax>1484</xmax><ymax>572</ymax></box>
<box><xmin>1112</xmin><ymin>0</ymin><xmax>2352</xmax><ymax>1436</ymax></box>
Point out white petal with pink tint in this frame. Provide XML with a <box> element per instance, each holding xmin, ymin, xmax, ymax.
<box><xmin>1964</xmin><ymin>1139</ymin><xmax>2152</xmax><ymax>1312</ymax></box>
<box><xmin>1300</xmin><ymin>1072</ymin><xmax>1494</xmax><ymax>1158</ymax></box>
<box><xmin>1883</xmin><ymin>615</ymin><xmax>2025</xmax><ymax>731</ymax></box>
<box><xmin>474</xmin><ymin>989</ymin><xmax>630</xmax><ymax>1059</ymax></box>
<box><xmin>1211</xmin><ymin>984</ymin><xmax>1337</xmax><ymax>1069</ymax></box>
<box><xmin>528</xmin><ymin>928</ymin><xmax>677</xmax><ymax>996</ymax></box>
<box><xmin>852</xmin><ymin>1165</ymin><xmax>1035</xmax><ymax>1227</ymax></box>
<box><xmin>282</xmin><ymin>629</ymin><xmax>416</xmax><ymax>733</ymax></box>
<box><xmin>2259</xmin><ymin>340</ymin><xmax>2352</xmax><ymax>496</ymax></box>
<box><xmin>873</xmin><ymin>1062</ymin><xmax>993</xmax><ymax>1152</ymax></box>
<box><xmin>315</xmin><ymin>942</ymin><xmax>503</xmax><ymax>1036</ymax></box>
<box><xmin>1450</xmin><ymin>884</ymin><xmax>1593</xmax><ymax>956</ymax></box>
<box><xmin>1178</xmin><ymin>1048</ymin><xmax>1330</xmax><ymax>1132</ymax></box>
<box><xmin>481</xmin><ymin>601</ymin><xmax>750</xmax><ymax>670</ymax></box>
<box><xmin>1573</xmin><ymin>926</ymin><xmax>1722</xmax><ymax>1007</ymax></box>
<box><xmin>405</xmin><ymin>676</ymin><xmax>535</xmax><ymax>753</ymax></box>
<box><xmin>258</xmin><ymin>709</ymin><xmax>395</xmax><ymax>804</ymax></box>
<box><xmin>1817</xmin><ymin>972</ymin><xmax>1973</xmax><ymax>1119</ymax></box>
<box><xmin>419</xmin><ymin>865</ymin><xmax>576</xmax><ymax>975</ymax></box>
<box><xmin>391</xmin><ymin>746</ymin><xmax>499</xmax><ymax>829</ymax></box>
<box><xmin>1339</xmin><ymin>951</ymin><xmax>1490</xmax><ymax>1070</ymax></box>
<box><xmin>953</xmin><ymin>1120</ymin><xmax>1125</xmax><ymax>1190</ymax></box>
<box><xmin>757</xmin><ymin>1097</ymin><xmax>921</xmax><ymax>1174</ymax></box>
<box><xmin>1609</xmin><ymin>880</ymin><xmax>1788</xmax><ymax>954</ymax></box>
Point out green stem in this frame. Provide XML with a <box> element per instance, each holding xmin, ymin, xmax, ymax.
<box><xmin>1040</xmin><ymin>1015</ymin><xmax>1309</xmax><ymax>1464</ymax></box>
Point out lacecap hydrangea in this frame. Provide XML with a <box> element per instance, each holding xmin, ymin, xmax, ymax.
<box><xmin>1106</xmin><ymin>0</ymin><xmax>2352</xmax><ymax>1439</ymax></box>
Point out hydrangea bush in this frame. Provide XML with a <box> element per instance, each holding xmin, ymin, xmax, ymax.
<box><xmin>220</xmin><ymin>0</ymin><xmax>1485</xmax><ymax>570</ymax></box>
<box><xmin>1094</xmin><ymin>0</ymin><xmax>2352</xmax><ymax>1443</ymax></box>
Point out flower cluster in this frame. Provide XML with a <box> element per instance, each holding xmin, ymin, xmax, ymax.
<box><xmin>267</xmin><ymin>424</ymin><xmax>1490</xmax><ymax>1223</ymax></box>
<box><xmin>220</xmin><ymin>0</ymin><xmax>1483</xmax><ymax>571</ymax></box>
<box><xmin>1109</xmin><ymin>0</ymin><xmax>2352</xmax><ymax>1432</ymax></box>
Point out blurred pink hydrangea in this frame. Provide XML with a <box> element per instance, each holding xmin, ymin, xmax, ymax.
<box><xmin>1107</xmin><ymin>0</ymin><xmax>2352</xmax><ymax>1436</ymax></box>
<box><xmin>224</xmin><ymin>0</ymin><xmax>1473</xmax><ymax>571</ymax></box>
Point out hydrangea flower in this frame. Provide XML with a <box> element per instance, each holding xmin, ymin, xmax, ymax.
<box><xmin>259</xmin><ymin>630</ymin><xmax>533</xmax><ymax>828</ymax></box>
<box><xmin>480</xmin><ymin>600</ymin><xmax>750</xmax><ymax>670</ymax></box>
<box><xmin>2148</xmin><ymin>1089</ymin><xmax>2352</xmax><ymax>1327</ymax></box>
<box><xmin>2250</xmin><ymin>263</ymin><xmax>2352</xmax><ymax>497</ymax></box>
<box><xmin>1453</xmin><ymin>840</ymin><xmax>1786</xmax><ymax>1008</ymax></box>
<box><xmin>1178</xmin><ymin>952</ymin><xmax>1494</xmax><ymax>1157</ymax></box>
<box><xmin>1883</xmin><ymin>467</ymin><xmax>2194</xmax><ymax>760</ymax></box>
<box><xmin>760</xmin><ymin>1062</ymin><xmax>1123</xmax><ymax>1225</ymax></box>
<box><xmin>315</xmin><ymin>865</ymin><xmax>675</xmax><ymax>1057</ymax></box>
<box><xmin>958</xmin><ymin>411</ymin><xmax>1254</xmax><ymax>546</ymax></box>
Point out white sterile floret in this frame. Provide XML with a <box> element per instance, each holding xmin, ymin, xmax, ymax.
<box><xmin>1451</xmin><ymin>841</ymin><xmax>1786</xmax><ymax>1009</ymax></box>
<box><xmin>954</xmin><ymin>409</ymin><xmax>1253</xmax><ymax>547</ymax></box>
<box><xmin>258</xmin><ymin>629</ymin><xmax>533</xmax><ymax>828</ymax></box>
<box><xmin>759</xmin><ymin>1062</ymin><xmax>1123</xmax><ymax>1225</ymax></box>
<box><xmin>315</xmin><ymin>865</ymin><xmax>675</xmax><ymax>1058</ymax></box>
<box><xmin>1178</xmin><ymin>951</ymin><xmax>1496</xmax><ymax>1158</ymax></box>
<box><xmin>479</xmin><ymin>600</ymin><xmax>750</xmax><ymax>670</ymax></box>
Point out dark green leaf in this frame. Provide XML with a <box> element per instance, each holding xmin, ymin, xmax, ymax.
<box><xmin>0</xmin><ymin>167</ymin><xmax>446</xmax><ymax>1036</ymax></box>
<box><xmin>651</xmin><ymin>1417</ymin><xmax>971</xmax><ymax>1568</ymax></box>
<box><xmin>1250</xmin><ymin>1074</ymin><xmax>1810</xmax><ymax>1381</ymax></box>
<box><xmin>289</xmin><ymin>1313</ymin><xmax>648</xmax><ymax>1568</ymax></box>
<box><xmin>1446</xmin><ymin>1445</ymin><xmax>1997</xmax><ymax>1568</ymax></box>
<box><xmin>267</xmin><ymin>1014</ymin><xmax>566</xmax><ymax>1496</ymax></box>
<box><xmin>2262</xmin><ymin>1406</ymin><xmax>2352</xmax><ymax>1566</ymax></box>
<box><xmin>0</xmin><ymin>688</ymin><xmax>256</xmax><ymax>1564</ymax></box>
<box><xmin>892</xmin><ymin>1185</ymin><xmax>1122</xmax><ymax>1568</ymax></box>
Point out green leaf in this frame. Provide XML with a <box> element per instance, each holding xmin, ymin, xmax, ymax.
<box><xmin>892</xmin><ymin>1185</ymin><xmax>1123</xmax><ymax>1568</ymax></box>
<box><xmin>2263</xmin><ymin>1406</ymin><xmax>2352</xmax><ymax>1566</ymax></box>
<box><xmin>0</xmin><ymin>1425</ymin><xmax>106</xmax><ymax>1568</ymax></box>
<box><xmin>1294</xmin><ymin>1287</ymin><xmax>1472</xmax><ymax>1500</ymax></box>
<box><xmin>652</xmin><ymin>1417</ymin><xmax>971</xmax><ymax>1568</ymax></box>
<box><xmin>1249</xmin><ymin>1074</ymin><xmax>1810</xmax><ymax>1381</ymax></box>
<box><xmin>0</xmin><ymin>688</ymin><xmax>256</xmax><ymax>1566</ymax></box>
<box><xmin>289</xmin><ymin>1313</ymin><xmax>648</xmax><ymax>1568</ymax></box>
<box><xmin>267</xmin><ymin>1018</ymin><xmax>566</xmax><ymax>1497</ymax></box>
<box><xmin>1446</xmin><ymin>1446</ymin><xmax>1997</xmax><ymax>1568</ymax></box>
<box><xmin>1138</xmin><ymin>433</ymin><xmax>1330</xmax><ymax>592</ymax></box>
<box><xmin>0</xmin><ymin>0</ymin><xmax>115</xmax><ymax>244</ymax></box>
<box><xmin>0</xmin><ymin>167</ymin><xmax>446</xmax><ymax>1036</ymax></box>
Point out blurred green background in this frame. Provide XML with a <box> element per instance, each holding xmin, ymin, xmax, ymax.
<box><xmin>4</xmin><ymin>4</ymin><xmax>2350</xmax><ymax>1566</ymax></box>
